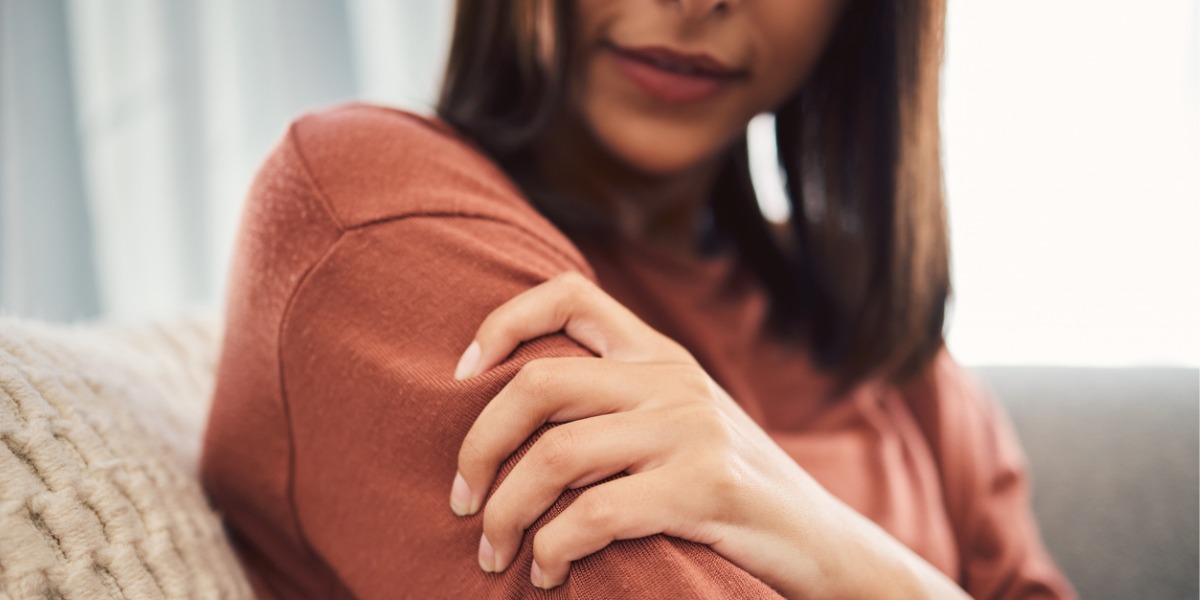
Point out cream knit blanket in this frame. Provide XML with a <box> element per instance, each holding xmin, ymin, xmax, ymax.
<box><xmin>0</xmin><ymin>314</ymin><xmax>252</xmax><ymax>599</ymax></box>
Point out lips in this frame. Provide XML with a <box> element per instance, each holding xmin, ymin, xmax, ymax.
<box><xmin>605</xmin><ymin>41</ymin><xmax>747</xmax><ymax>104</ymax></box>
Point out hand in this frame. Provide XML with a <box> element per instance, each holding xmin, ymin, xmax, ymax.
<box><xmin>449</xmin><ymin>272</ymin><xmax>969</xmax><ymax>599</ymax></box>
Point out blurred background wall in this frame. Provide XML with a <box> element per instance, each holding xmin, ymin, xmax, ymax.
<box><xmin>1</xmin><ymin>0</ymin><xmax>453</xmax><ymax>323</ymax></box>
<box><xmin>0</xmin><ymin>0</ymin><xmax>1196</xmax><ymax>368</ymax></box>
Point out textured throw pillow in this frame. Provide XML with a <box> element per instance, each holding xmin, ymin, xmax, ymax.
<box><xmin>0</xmin><ymin>314</ymin><xmax>252</xmax><ymax>599</ymax></box>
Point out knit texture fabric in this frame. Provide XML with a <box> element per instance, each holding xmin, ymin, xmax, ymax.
<box><xmin>202</xmin><ymin>103</ymin><xmax>1076</xmax><ymax>599</ymax></box>
<box><xmin>0</xmin><ymin>314</ymin><xmax>252</xmax><ymax>599</ymax></box>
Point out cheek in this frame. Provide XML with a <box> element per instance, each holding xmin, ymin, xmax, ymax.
<box><xmin>750</xmin><ymin>1</ymin><xmax>846</xmax><ymax>108</ymax></box>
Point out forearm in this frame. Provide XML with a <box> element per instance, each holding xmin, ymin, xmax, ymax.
<box><xmin>777</xmin><ymin>494</ymin><xmax>971</xmax><ymax>600</ymax></box>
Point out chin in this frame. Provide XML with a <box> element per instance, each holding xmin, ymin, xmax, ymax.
<box><xmin>583</xmin><ymin>103</ymin><xmax>731</xmax><ymax>177</ymax></box>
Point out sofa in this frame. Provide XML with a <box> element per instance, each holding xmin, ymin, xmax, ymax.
<box><xmin>0</xmin><ymin>315</ymin><xmax>1195</xmax><ymax>599</ymax></box>
<box><xmin>973</xmin><ymin>365</ymin><xmax>1198</xmax><ymax>599</ymax></box>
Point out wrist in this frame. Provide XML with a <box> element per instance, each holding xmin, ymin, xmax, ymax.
<box><xmin>768</xmin><ymin>492</ymin><xmax>929</xmax><ymax>600</ymax></box>
<box><xmin>795</xmin><ymin>495</ymin><xmax>970</xmax><ymax>600</ymax></box>
<box><xmin>818</xmin><ymin>513</ymin><xmax>926</xmax><ymax>600</ymax></box>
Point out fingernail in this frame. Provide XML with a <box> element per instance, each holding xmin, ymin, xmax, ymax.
<box><xmin>454</xmin><ymin>341</ymin><xmax>481</xmax><ymax>380</ymax></box>
<box><xmin>450</xmin><ymin>472</ymin><xmax>472</xmax><ymax>516</ymax></box>
<box><xmin>478</xmin><ymin>533</ymin><xmax>496</xmax><ymax>573</ymax></box>
<box><xmin>530</xmin><ymin>559</ymin><xmax>545</xmax><ymax>588</ymax></box>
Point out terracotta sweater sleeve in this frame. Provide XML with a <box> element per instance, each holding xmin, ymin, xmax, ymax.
<box><xmin>280</xmin><ymin>217</ymin><xmax>784</xmax><ymax>598</ymax></box>
<box><xmin>914</xmin><ymin>355</ymin><xmax>1078</xmax><ymax>600</ymax></box>
<box><xmin>256</xmin><ymin>106</ymin><xmax>784</xmax><ymax>598</ymax></box>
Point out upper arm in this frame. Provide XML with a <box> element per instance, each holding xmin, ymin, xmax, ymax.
<box><xmin>279</xmin><ymin>216</ymin><xmax>783</xmax><ymax>598</ymax></box>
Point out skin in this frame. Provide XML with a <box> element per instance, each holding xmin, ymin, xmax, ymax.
<box><xmin>531</xmin><ymin>0</ymin><xmax>843</xmax><ymax>253</ymax></box>
<box><xmin>449</xmin><ymin>1</ymin><xmax>973</xmax><ymax>597</ymax></box>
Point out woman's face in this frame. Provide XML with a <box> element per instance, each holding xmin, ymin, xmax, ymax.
<box><xmin>567</xmin><ymin>0</ymin><xmax>846</xmax><ymax>176</ymax></box>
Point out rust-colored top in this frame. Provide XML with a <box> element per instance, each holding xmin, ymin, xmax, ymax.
<box><xmin>200</xmin><ymin>103</ymin><xmax>1076</xmax><ymax>599</ymax></box>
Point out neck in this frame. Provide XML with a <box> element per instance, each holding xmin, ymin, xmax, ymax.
<box><xmin>526</xmin><ymin>114</ymin><xmax>722</xmax><ymax>256</ymax></box>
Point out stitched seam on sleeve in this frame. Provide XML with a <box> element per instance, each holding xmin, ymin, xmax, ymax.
<box><xmin>345</xmin><ymin>212</ymin><xmax>592</xmax><ymax>275</ymax></box>
<box><xmin>281</xmin><ymin>109</ymin><xmax>587</xmax><ymax>274</ymax></box>
<box><xmin>275</xmin><ymin>228</ymin><xmax>347</xmax><ymax>582</ymax></box>
<box><xmin>275</xmin><ymin>212</ymin><xmax>592</xmax><ymax>587</ymax></box>
<box><xmin>286</xmin><ymin>122</ymin><xmax>347</xmax><ymax>231</ymax></box>
<box><xmin>281</xmin><ymin>123</ymin><xmax>590</xmax><ymax>275</ymax></box>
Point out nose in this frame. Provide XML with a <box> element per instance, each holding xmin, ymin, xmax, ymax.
<box><xmin>671</xmin><ymin>0</ymin><xmax>736</xmax><ymax>19</ymax></box>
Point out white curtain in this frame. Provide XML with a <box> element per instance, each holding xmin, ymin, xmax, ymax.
<box><xmin>1</xmin><ymin>0</ymin><xmax>453</xmax><ymax>322</ymax></box>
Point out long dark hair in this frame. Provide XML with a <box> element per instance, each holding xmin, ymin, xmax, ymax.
<box><xmin>437</xmin><ymin>0</ymin><xmax>950</xmax><ymax>391</ymax></box>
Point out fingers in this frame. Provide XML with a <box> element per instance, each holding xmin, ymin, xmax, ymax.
<box><xmin>478</xmin><ymin>412</ymin><xmax>669</xmax><ymax>573</ymax></box>
<box><xmin>530</xmin><ymin>472</ymin><xmax>681</xmax><ymax>589</ymax></box>
<box><xmin>454</xmin><ymin>357</ymin><xmax>678</xmax><ymax>516</ymax></box>
<box><xmin>453</xmin><ymin>271</ymin><xmax>686</xmax><ymax>380</ymax></box>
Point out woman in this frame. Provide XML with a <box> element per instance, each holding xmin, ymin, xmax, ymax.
<box><xmin>202</xmin><ymin>0</ymin><xmax>1076</xmax><ymax>598</ymax></box>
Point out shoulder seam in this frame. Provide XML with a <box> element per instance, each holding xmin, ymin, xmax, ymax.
<box><xmin>286</xmin><ymin>120</ymin><xmax>347</xmax><ymax>231</ymax></box>
<box><xmin>344</xmin><ymin>212</ymin><xmax>592</xmax><ymax>275</ymax></box>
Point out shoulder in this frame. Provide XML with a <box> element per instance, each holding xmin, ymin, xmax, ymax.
<box><xmin>282</xmin><ymin>103</ymin><xmax>578</xmax><ymax>257</ymax></box>
<box><xmin>900</xmin><ymin>349</ymin><xmax>994</xmax><ymax>431</ymax></box>
<box><xmin>898</xmin><ymin>351</ymin><xmax>996</xmax><ymax>479</ymax></box>
<box><xmin>898</xmin><ymin>349</ymin><xmax>1028</xmax><ymax>510</ymax></box>
<box><xmin>900</xmin><ymin>350</ymin><xmax>1006</xmax><ymax>452</ymax></box>
<box><xmin>896</xmin><ymin>356</ymin><xmax>1077</xmax><ymax>598</ymax></box>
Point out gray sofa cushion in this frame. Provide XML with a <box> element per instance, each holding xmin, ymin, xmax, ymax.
<box><xmin>977</xmin><ymin>367</ymin><xmax>1199</xmax><ymax>600</ymax></box>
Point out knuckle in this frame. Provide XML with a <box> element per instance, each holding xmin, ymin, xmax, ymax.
<box><xmin>555</xmin><ymin>271</ymin><xmax>593</xmax><ymax>300</ymax></box>
<box><xmin>670</xmin><ymin>452</ymin><xmax>741</xmax><ymax>525</ymax></box>
<box><xmin>554</xmin><ymin>270</ymin><xmax>590</xmax><ymax>287</ymax></box>
<box><xmin>660</xmin><ymin>363</ymin><xmax>716</xmax><ymax>406</ymax></box>
<box><xmin>578</xmin><ymin>490</ymin><xmax>617</xmax><ymax>530</ymax></box>
<box><xmin>705</xmin><ymin>466</ymin><xmax>743</xmax><ymax>521</ymax></box>
<box><xmin>659</xmin><ymin>337</ymin><xmax>697</xmax><ymax>364</ymax></box>
<box><xmin>482</xmin><ymin>489</ymin><xmax>525</xmax><ymax>543</ymax></box>
<box><xmin>536</xmin><ymin>426</ymin><xmax>577</xmax><ymax>470</ymax></box>
<box><xmin>515</xmin><ymin>358</ymin><xmax>556</xmax><ymax>395</ymax></box>
<box><xmin>480</xmin><ymin>303</ymin><xmax>519</xmax><ymax>340</ymax></box>
<box><xmin>681</xmin><ymin>402</ymin><xmax>732</xmax><ymax>445</ymax></box>
<box><xmin>481</xmin><ymin>498</ymin><xmax>509</xmax><ymax>540</ymax></box>
<box><xmin>680</xmin><ymin>364</ymin><xmax>714</xmax><ymax>397</ymax></box>
<box><xmin>458</xmin><ymin>433</ymin><xmax>490</xmax><ymax>470</ymax></box>
<box><xmin>532</xmin><ymin>527</ymin><xmax>560</xmax><ymax>566</ymax></box>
